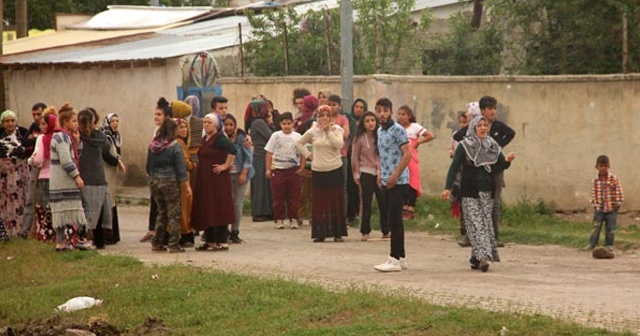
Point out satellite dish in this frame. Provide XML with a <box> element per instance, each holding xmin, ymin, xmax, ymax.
<box><xmin>189</xmin><ymin>51</ymin><xmax>220</xmax><ymax>88</ymax></box>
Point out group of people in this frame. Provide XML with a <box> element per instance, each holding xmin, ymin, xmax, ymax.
<box><xmin>0</xmin><ymin>103</ymin><xmax>125</xmax><ymax>252</ymax></box>
<box><xmin>3</xmin><ymin>91</ymin><xmax>621</xmax><ymax>273</ymax></box>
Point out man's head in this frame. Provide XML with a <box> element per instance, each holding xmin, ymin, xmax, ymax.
<box><xmin>293</xmin><ymin>88</ymin><xmax>311</xmax><ymax>113</ymax></box>
<box><xmin>211</xmin><ymin>96</ymin><xmax>229</xmax><ymax>118</ymax></box>
<box><xmin>31</xmin><ymin>102</ymin><xmax>47</xmax><ymax>124</ymax></box>
<box><xmin>375</xmin><ymin>98</ymin><xmax>393</xmax><ymax>127</ymax></box>
<box><xmin>479</xmin><ymin>96</ymin><xmax>497</xmax><ymax>122</ymax></box>
<box><xmin>596</xmin><ymin>155</ymin><xmax>610</xmax><ymax>175</ymax></box>
<box><xmin>328</xmin><ymin>95</ymin><xmax>341</xmax><ymax>115</ymax></box>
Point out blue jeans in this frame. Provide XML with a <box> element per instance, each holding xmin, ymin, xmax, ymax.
<box><xmin>588</xmin><ymin>210</ymin><xmax>617</xmax><ymax>247</ymax></box>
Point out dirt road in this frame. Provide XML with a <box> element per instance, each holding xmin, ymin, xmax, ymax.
<box><xmin>104</xmin><ymin>205</ymin><xmax>640</xmax><ymax>333</ymax></box>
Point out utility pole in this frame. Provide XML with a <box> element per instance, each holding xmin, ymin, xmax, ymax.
<box><xmin>339</xmin><ymin>0</ymin><xmax>353</xmax><ymax>109</ymax></box>
<box><xmin>16</xmin><ymin>0</ymin><xmax>27</xmax><ymax>38</ymax></box>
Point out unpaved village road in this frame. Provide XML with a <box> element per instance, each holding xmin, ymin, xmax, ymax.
<box><xmin>104</xmin><ymin>205</ymin><xmax>640</xmax><ymax>333</ymax></box>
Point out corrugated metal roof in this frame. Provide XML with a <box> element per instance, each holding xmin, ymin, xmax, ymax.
<box><xmin>1</xmin><ymin>28</ymin><xmax>155</xmax><ymax>56</ymax></box>
<box><xmin>0</xmin><ymin>0</ymin><xmax>460</xmax><ymax>65</ymax></box>
<box><xmin>1</xmin><ymin>16</ymin><xmax>253</xmax><ymax>65</ymax></box>
<box><xmin>68</xmin><ymin>5</ymin><xmax>213</xmax><ymax>30</ymax></box>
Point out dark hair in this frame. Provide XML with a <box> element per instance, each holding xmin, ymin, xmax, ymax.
<box><xmin>596</xmin><ymin>155</ymin><xmax>610</xmax><ymax>165</ymax></box>
<box><xmin>265</xmin><ymin>99</ymin><xmax>274</xmax><ymax>109</ymax></box>
<box><xmin>85</xmin><ymin>107</ymin><xmax>99</xmax><ymax>125</ymax></box>
<box><xmin>58</xmin><ymin>103</ymin><xmax>75</xmax><ymax>128</ymax></box>
<box><xmin>375</xmin><ymin>98</ymin><xmax>393</xmax><ymax>110</ymax></box>
<box><xmin>157</xmin><ymin>97</ymin><xmax>173</xmax><ymax>118</ymax></box>
<box><xmin>398</xmin><ymin>105</ymin><xmax>416</xmax><ymax>123</ymax></box>
<box><xmin>211</xmin><ymin>96</ymin><xmax>228</xmax><ymax>109</ymax></box>
<box><xmin>77</xmin><ymin>109</ymin><xmax>95</xmax><ymax>137</ymax></box>
<box><xmin>293</xmin><ymin>88</ymin><xmax>311</xmax><ymax>104</ymax></box>
<box><xmin>223</xmin><ymin>113</ymin><xmax>246</xmax><ymax>138</ymax></box>
<box><xmin>328</xmin><ymin>94</ymin><xmax>341</xmax><ymax>104</ymax></box>
<box><xmin>279</xmin><ymin>112</ymin><xmax>293</xmax><ymax>122</ymax></box>
<box><xmin>479</xmin><ymin>96</ymin><xmax>497</xmax><ymax>110</ymax></box>
<box><xmin>355</xmin><ymin>111</ymin><xmax>379</xmax><ymax>154</ymax></box>
<box><xmin>32</xmin><ymin>102</ymin><xmax>47</xmax><ymax>111</ymax></box>
<box><xmin>157</xmin><ymin>118</ymin><xmax>177</xmax><ymax>142</ymax></box>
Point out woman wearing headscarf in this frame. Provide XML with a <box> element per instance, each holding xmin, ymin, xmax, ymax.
<box><xmin>296</xmin><ymin>105</ymin><xmax>348</xmax><ymax>242</ymax></box>
<box><xmin>248</xmin><ymin>100</ymin><xmax>274</xmax><ymax>222</ymax></box>
<box><xmin>0</xmin><ymin>110</ymin><xmax>30</xmax><ymax>237</ymax></box>
<box><xmin>101</xmin><ymin>113</ymin><xmax>124</xmax><ymax>245</ymax></box>
<box><xmin>28</xmin><ymin>109</ymin><xmax>58</xmax><ymax>242</ymax></box>
<box><xmin>442</xmin><ymin>116</ymin><xmax>516</xmax><ymax>272</ymax></box>
<box><xmin>192</xmin><ymin>113</ymin><xmax>236</xmax><ymax>251</ymax></box>
<box><xmin>173</xmin><ymin>117</ymin><xmax>196</xmax><ymax>247</ymax></box>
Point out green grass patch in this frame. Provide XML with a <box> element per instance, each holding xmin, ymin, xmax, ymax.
<box><xmin>1</xmin><ymin>240</ymin><xmax>633</xmax><ymax>335</ymax></box>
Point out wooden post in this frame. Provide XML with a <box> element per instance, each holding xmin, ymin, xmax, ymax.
<box><xmin>375</xmin><ymin>13</ymin><xmax>381</xmax><ymax>73</ymax></box>
<box><xmin>622</xmin><ymin>12</ymin><xmax>628</xmax><ymax>74</ymax></box>
<box><xmin>238</xmin><ymin>22</ymin><xmax>245</xmax><ymax>77</ymax></box>
<box><xmin>16</xmin><ymin>0</ymin><xmax>28</xmax><ymax>38</ymax></box>
<box><xmin>283</xmin><ymin>21</ymin><xmax>290</xmax><ymax>75</ymax></box>
<box><xmin>323</xmin><ymin>10</ymin><xmax>333</xmax><ymax>75</ymax></box>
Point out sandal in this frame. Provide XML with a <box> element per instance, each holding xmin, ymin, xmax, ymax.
<box><xmin>139</xmin><ymin>232</ymin><xmax>155</xmax><ymax>243</ymax></box>
<box><xmin>195</xmin><ymin>243</ymin><xmax>229</xmax><ymax>251</ymax></box>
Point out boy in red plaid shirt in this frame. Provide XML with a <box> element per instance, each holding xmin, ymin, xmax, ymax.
<box><xmin>587</xmin><ymin>155</ymin><xmax>624</xmax><ymax>251</ymax></box>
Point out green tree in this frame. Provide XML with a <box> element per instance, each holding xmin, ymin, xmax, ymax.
<box><xmin>422</xmin><ymin>11</ymin><xmax>502</xmax><ymax>75</ymax></box>
<box><xmin>485</xmin><ymin>0</ymin><xmax>640</xmax><ymax>74</ymax></box>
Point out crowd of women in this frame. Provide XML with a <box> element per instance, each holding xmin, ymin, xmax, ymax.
<box><xmin>0</xmin><ymin>103</ymin><xmax>124</xmax><ymax>251</ymax></box>
<box><xmin>1</xmin><ymin>91</ymin><xmax>515</xmax><ymax>272</ymax></box>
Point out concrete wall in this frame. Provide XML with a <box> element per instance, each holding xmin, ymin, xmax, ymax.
<box><xmin>5</xmin><ymin>58</ymin><xmax>184</xmax><ymax>185</ymax></box>
<box><xmin>5</xmin><ymin>71</ymin><xmax>639</xmax><ymax>210</ymax></box>
<box><xmin>218</xmin><ymin>74</ymin><xmax>640</xmax><ymax>211</ymax></box>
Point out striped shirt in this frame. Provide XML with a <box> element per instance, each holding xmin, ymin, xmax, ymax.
<box><xmin>591</xmin><ymin>172</ymin><xmax>624</xmax><ymax>212</ymax></box>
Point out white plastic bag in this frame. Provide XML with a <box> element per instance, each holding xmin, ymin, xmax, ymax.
<box><xmin>55</xmin><ymin>296</ymin><xmax>103</xmax><ymax>312</ymax></box>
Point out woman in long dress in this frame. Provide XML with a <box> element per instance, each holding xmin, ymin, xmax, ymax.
<box><xmin>0</xmin><ymin>110</ymin><xmax>30</xmax><ymax>237</ymax></box>
<box><xmin>192</xmin><ymin>113</ymin><xmax>237</xmax><ymax>251</ymax></box>
<box><xmin>248</xmin><ymin>100</ymin><xmax>273</xmax><ymax>222</ymax></box>
<box><xmin>296</xmin><ymin>105</ymin><xmax>348</xmax><ymax>242</ymax></box>
<box><xmin>101</xmin><ymin>113</ymin><xmax>125</xmax><ymax>245</ymax></box>
<box><xmin>442</xmin><ymin>116</ymin><xmax>515</xmax><ymax>272</ymax></box>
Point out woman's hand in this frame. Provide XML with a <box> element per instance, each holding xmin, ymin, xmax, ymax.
<box><xmin>212</xmin><ymin>163</ymin><xmax>229</xmax><ymax>174</ymax></box>
<box><xmin>441</xmin><ymin>189</ymin><xmax>451</xmax><ymax>200</ymax></box>
<box><xmin>74</xmin><ymin>176</ymin><xmax>85</xmax><ymax>189</ymax></box>
<box><xmin>506</xmin><ymin>152</ymin><xmax>516</xmax><ymax>162</ymax></box>
<box><xmin>118</xmin><ymin>160</ymin><xmax>126</xmax><ymax>174</ymax></box>
<box><xmin>354</xmin><ymin>177</ymin><xmax>360</xmax><ymax>186</ymax></box>
<box><xmin>238</xmin><ymin>171</ymin><xmax>247</xmax><ymax>185</ymax></box>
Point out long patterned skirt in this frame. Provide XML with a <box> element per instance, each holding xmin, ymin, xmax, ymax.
<box><xmin>0</xmin><ymin>158</ymin><xmax>29</xmax><ymax>237</ymax></box>
<box><xmin>462</xmin><ymin>192</ymin><xmax>500</xmax><ymax>263</ymax></box>
<box><xmin>311</xmin><ymin>168</ymin><xmax>348</xmax><ymax>239</ymax></box>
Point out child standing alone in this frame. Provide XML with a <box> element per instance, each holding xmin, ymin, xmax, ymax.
<box><xmin>587</xmin><ymin>155</ymin><xmax>624</xmax><ymax>251</ymax></box>
<box><xmin>265</xmin><ymin>112</ymin><xmax>304</xmax><ymax>229</ymax></box>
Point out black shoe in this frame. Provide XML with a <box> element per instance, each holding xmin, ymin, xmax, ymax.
<box><xmin>334</xmin><ymin>237</ymin><xmax>344</xmax><ymax>242</ymax></box>
<box><xmin>469</xmin><ymin>256</ymin><xmax>480</xmax><ymax>270</ymax></box>
<box><xmin>229</xmin><ymin>230</ymin><xmax>245</xmax><ymax>244</ymax></box>
<box><xmin>313</xmin><ymin>238</ymin><xmax>325</xmax><ymax>243</ymax></box>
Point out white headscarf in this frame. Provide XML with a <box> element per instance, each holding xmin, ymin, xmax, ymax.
<box><xmin>461</xmin><ymin>116</ymin><xmax>500</xmax><ymax>172</ymax></box>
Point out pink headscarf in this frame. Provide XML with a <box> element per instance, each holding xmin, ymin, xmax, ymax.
<box><xmin>42</xmin><ymin>114</ymin><xmax>59</xmax><ymax>159</ymax></box>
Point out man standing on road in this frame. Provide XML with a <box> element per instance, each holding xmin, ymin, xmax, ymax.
<box><xmin>373</xmin><ymin>98</ymin><xmax>412</xmax><ymax>272</ymax></box>
<box><xmin>453</xmin><ymin>96</ymin><xmax>515</xmax><ymax>247</ymax></box>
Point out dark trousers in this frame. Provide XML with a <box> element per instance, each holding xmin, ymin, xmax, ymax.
<box><xmin>492</xmin><ymin>171</ymin><xmax>504</xmax><ymax>240</ymax></box>
<box><xmin>360</xmin><ymin>173</ymin><xmax>388</xmax><ymax>235</ymax></box>
<box><xmin>148</xmin><ymin>194</ymin><xmax>157</xmax><ymax>231</ymax></box>
<box><xmin>346</xmin><ymin>155</ymin><xmax>360</xmax><ymax>220</ymax></box>
<box><xmin>589</xmin><ymin>210</ymin><xmax>617</xmax><ymax>247</ymax></box>
<box><xmin>405</xmin><ymin>187</ymin><xmax>418</xmax><ymax>207</ymax></box>
<box><xmin>270</xmin><ymin>167</ymin><xmax>302</xmax><ymax>221</ymax></box>
<box><xmin>205</xmin><ymin>226</ymin><xmax>229</xmax><ymax>245</ymax></box>
<box><xmin>382</xmin><ymin>184</ymin><xmax>408</xmax><ymax>259</ymax></box>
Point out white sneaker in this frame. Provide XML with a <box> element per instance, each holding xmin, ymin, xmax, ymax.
<box><xmin>399</xmin><ymin>257</ymin><xmax>408</xmax><ymax>270</ymax></box>
<box><xmin>289</xmin><ymin>220</ymin><xmax>299</xmax><ymax>229</ymax></box>
<box><xmin>374</xmin><ymin>257</ymin><xmax>402</xmax><ymax>272</ymax></box>
<box><xmin>276</xmin><ymin>221</ymin><xmax>285</xmax><ymax>229</ymax></box>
